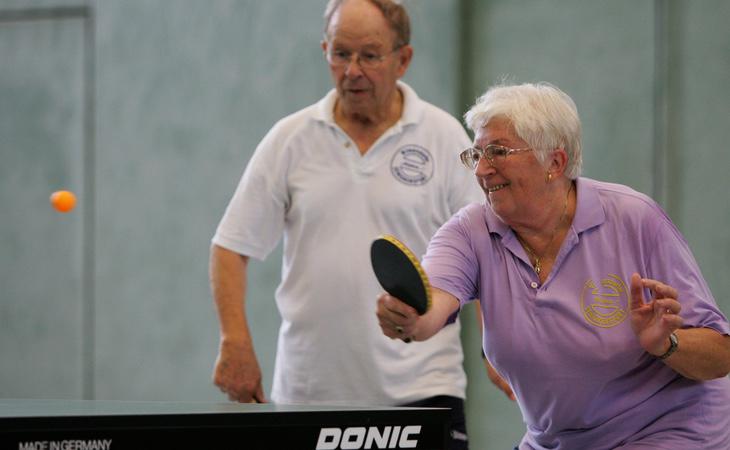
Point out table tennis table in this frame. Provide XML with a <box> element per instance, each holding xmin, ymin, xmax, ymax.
<box><xmin>0</xmin><ymin>399</ymin><xmax>448</xmax><ymax>449</ymax></box>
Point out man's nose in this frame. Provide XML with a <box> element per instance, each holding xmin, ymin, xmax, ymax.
<box><xmin>344</xmin><ymin>55</ymin><xmax>364</xmax><ymax>76</ymax></box>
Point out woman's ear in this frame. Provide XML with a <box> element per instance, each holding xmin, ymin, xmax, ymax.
<box><xmin>549</xmin><ymin>147</ymin><xmax>569</xmax><ymax>176</ymax></box>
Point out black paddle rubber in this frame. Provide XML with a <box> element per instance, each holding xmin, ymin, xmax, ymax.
<box><xmin>370</xmin><ymin>235</ymin><xmax>431</xmax><ymax>315</ymax></box>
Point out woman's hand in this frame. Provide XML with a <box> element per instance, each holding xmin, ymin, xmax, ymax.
<box><xmin>376</xmin><ymin>293</ymin><xmax>421</xmax><ymax>342</ymax></box>
<box><xmin>376</xmin><ymin>288</ymin><xmax>461</xmax><ymax>343</ymax></box>
<box><xmin>629</xmin><ymin>273</ymin><xmax>683</xmax><ymax>357</ymax></box>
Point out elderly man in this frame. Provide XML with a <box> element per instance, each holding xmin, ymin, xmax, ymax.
<box><xmin>210</xmin><ymin>1</ymin><xmax>483</xmax><ymax>448</ymax></box>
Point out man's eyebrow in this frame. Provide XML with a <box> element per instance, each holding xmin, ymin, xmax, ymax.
<box><xmin>332</xmin><ymin>41</ymin><xmax>387</xmax><ymax>50</ymax></box>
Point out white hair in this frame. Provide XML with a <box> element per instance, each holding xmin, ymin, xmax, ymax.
<box><xmin>464</xmin><ymin>82</ymin><xmax>583</xmax><ymax>179</ymax></box>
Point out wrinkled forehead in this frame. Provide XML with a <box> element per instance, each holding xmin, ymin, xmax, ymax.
<box><xmin>474</xmin><ymin>116</ymin><xmax>523</xmax><ymax>146</ymax></box>
<box><xmin>325</xmin><ymin>0</ymin><xmax>398</xmax><ymax>48</ymax></box>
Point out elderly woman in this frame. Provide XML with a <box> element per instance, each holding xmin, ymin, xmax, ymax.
<box><xmin>377</xmin><ymin>82</ymin><xmax>730</xmax><ymax>449</ymax></box>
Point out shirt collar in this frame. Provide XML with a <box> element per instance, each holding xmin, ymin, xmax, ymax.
<box><xmin>313</xmin><ymin>80</ymin><xmax>423</xmax><ymax>127</ymax></box>
<box><xmin>571</xmin><ymin>177</ymin><xmax>606</xmax><ymax>234</ymax></box>
<box><xmin>484</xmin><ymin>177</ymin><xmax>606</xmax><ymax>239</ymax></box>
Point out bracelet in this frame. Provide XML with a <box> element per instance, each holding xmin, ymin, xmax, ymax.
<box><xmin>658</xmin><ymin>332</ymin><xmax>679</xmax><ymax>360</ymax></box>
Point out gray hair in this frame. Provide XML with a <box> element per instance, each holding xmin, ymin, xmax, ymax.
<box><xmin>464</xmin><ymin>82</ymin><xmax>583</xmax><ymax>179</ymax></box>
<box><xmin>323</xmin><ymin>0</ymin><xmax>410</xmax><ymax>49</ymax></box>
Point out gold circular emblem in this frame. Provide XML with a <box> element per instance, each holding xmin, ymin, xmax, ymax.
<box><xmin>581</xmin><ymin>274</ymin><xmax>629</xmax><ymax>328</ymax></box>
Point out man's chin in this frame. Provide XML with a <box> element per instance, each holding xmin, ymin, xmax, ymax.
<box><xmin>343</xmin><ymin>93</ymin><xmax>371</xmax><ymax>105</ymax></box>
<box><xmin>340</xmin><ymin>99</ymin><xmax>375</xmax><ymax>117</ymax></box>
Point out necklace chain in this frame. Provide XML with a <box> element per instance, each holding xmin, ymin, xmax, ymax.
<box><xmin>517</xmin><ymin>183</ymin><xmax>573</xmax><ymax>275</ymax></box>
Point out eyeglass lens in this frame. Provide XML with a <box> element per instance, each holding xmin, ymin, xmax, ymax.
<box><xmin>461</xmin><ymin>146</ymin><xmax>512</xmax><ymax>169</ymax></box>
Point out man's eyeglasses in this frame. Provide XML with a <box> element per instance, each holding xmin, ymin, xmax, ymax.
<box><xmin>459</xmin><ymin>144</ymin><xmax>533</xmax><ymax>170</ymax></box>
<box><xmin>325</xmin><ymin>46</ymin><xmax>401</xmax><ymax>69</ymax></box>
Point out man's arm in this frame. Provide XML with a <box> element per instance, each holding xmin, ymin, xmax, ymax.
<box><xmin>210</xmin><ymin>244</ymin><xmax>266</xmax><ymax>402</ymax></box>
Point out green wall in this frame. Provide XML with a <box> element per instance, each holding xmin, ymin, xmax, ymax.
<box><xmin>1</xmin><ymin>1</ymin><xmax>728</xmax><ymax>449</ymax></box>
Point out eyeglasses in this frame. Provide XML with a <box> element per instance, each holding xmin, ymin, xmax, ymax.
<box><xmin>459</xmin><ymin>144</ymin><xmax>533</xmax><ymax>170</ymax></box>
<box><xmin>325</xmin><ymin>46</ymin><xmax>401</xmax><ymax>69</ymax></box>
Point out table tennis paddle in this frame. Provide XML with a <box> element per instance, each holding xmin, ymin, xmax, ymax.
<box><xmin>370</xmin><ymin>235</ymin><xmax>432</xmax><ymax>315</ymax></box>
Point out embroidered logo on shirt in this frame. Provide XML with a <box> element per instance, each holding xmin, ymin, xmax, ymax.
<box><xmin>390</xmin><ymin>145</ymin><xmax>434</xmax><ymax>186</ymax></box>
<box><xmin>581</xmin><ymin>274</ymin><xmax>628</xmax><ymax>328</ymax></box>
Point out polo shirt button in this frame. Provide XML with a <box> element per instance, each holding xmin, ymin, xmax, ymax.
<box><xmin>530</xmin><ymin>281</ymin><xmax>538</xmax><ymax>289</ymax></box>
<box><xmin>344</xmin><ymin>141</ymin><xmax>351</xmax><ymax>148</ymax></box>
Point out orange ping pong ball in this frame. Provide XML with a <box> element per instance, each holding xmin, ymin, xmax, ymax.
<box><xmin>50</xmin><ymin>190</ymin><xmax>77</xmax><ymax>213</ymax></box>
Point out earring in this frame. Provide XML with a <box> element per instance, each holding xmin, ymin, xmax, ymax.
<box><xmin>547</xmin><ymin>172</ymin><xmax>552</xmax><ymax>182</ymax></box>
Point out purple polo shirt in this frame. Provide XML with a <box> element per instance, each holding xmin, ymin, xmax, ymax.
<box><xmin>423</xmin><ymin>177</ymin><xmax>730</xmax><ymax>449</ymax></box>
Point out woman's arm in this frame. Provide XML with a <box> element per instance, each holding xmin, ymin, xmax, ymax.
<box><xmin>660</xmin><ymin>328</ymin><xmax>730</xmax><ymax>380</ymax></box>
<box><xmin>630</xmin><ymin>273</ymin><xmax>730</xmax><ymax>380</ymax></box>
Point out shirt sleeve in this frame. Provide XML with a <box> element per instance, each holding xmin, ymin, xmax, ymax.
<box><xmin>212</xmin><ymin>120</ymin><xmax>290</xmax><ymax>260</ymax></box>
<box><xmin>647</xmin><ymin>214</ymin><xmax>730</xmax><ymax>335</ymax></box>
<box><xmin>446</xmin><ymin>125</ymin><xmax>484</xmax><ymax>212</ymax></box>
<box><xmin>422</xmin><ymin>207</ymin><xmax>481</xmax><ymax>308</ymax></box>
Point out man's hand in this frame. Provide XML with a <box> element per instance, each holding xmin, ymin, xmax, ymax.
<box><xmin>213</xmin><ymin>339</ymin><xmax>266</xmax><ymax>403</ymax></box>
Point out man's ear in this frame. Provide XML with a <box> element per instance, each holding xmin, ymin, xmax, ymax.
<box><xmin>396</xmin><ymin>45</ymin><xmax>414</xmax><ymax>78</ymax></box>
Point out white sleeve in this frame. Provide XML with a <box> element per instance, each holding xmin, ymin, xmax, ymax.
<box><xmin>446</xmin><ymin>121</ymin><xmax>483</xmax><ymax>213</ymax></box>
<box><xmin>212</xmin><ymin>121</ymin><xmax>290</xmax><ymax>260</ymax></box>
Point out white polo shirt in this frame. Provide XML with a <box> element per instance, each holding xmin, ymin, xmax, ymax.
<box><xmin>213</xmin><ymin>81</ymin><xmax>482</xmax><ymax>405</ymax></box>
